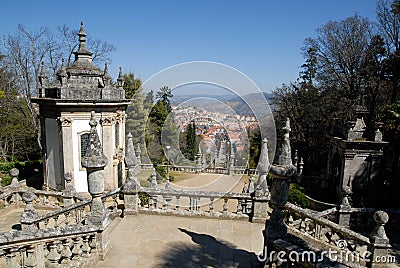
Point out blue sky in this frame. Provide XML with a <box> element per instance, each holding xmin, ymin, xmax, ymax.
<box><xmin>1</xmin><ymin>0</ymin><xmax>378</xmax><ymax>93</ymax></box>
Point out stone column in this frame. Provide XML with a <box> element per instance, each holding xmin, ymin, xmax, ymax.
<box><xmin>81</xmin><ymin>112</ymin><xmax>109</xmax><ymax>228</ymax></box>
<box><xmin>101</xmin><ymin>116</ymin><xmax>114</xmax><ymax>190</ymax></box>
<box><xmin>368</xmin><ymin>211</ymin><xmax>392</xmax><ymax>268</ymax></box>
<box><xmin>58</xmin><ymin>116</ymin><xmax>74</xmax><ymax>190</ymax></box>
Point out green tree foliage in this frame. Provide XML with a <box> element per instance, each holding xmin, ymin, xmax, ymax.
<box><xmin>0</xmin><ymin>54</ymin><xmax>39</xmax><ymax>162</ymax></box>
<box><xmin>156</xmin><ymin>86</ymin><xmax>173</xmax><ymax>113</ymax></box>
<box><xmin>124</xmin><ymin>72</ymin><xmax>142</xmax><ymax>99</ymax></box>
<box><xmin>247</xmin><ymin>127</ymin><xmax>261</xmax><ymax>169</ymax></box>
<box><xmin>274</xmin><ymin>3</ymin><xmax>400</xmax><ymax>192</ymax></box>
<box><xmin>289</xmin><ymin>183</ymin><xmax>309</xmax><ymax>208</ymax></box>
<box><xmin>182</xmin><ymin>121</ymin><xmax>196</xmax><ymax>161</ymax></box>
<box><xmin>146</xmin><ymin>86</ymin><xmax>179</xmax><ymax>164</ymax></box>
<box><xmin>124</xmin><ymin>72</ymin><xmax>145</xmax><ymax>145</ymax></box>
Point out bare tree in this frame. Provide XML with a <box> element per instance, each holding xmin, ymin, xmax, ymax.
<box><xmin>0</xmin><ymin>23</ymin><xmax>116</xmax><ymax>150</ymax></box>
<box><xmin>306</xmin><ymin>15</ymin><xmax>374</xmax><ymax>100</ymax></box>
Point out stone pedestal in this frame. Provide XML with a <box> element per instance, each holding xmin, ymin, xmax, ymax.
<box><xmin>252</xmin><ymin>195</ymin><xmax>270</xmax><ymax>223</ymax></box>
<box><xmin>368</xmin><ymin>211</ymin><xmax>392</xmax><ymax>268</ymax></box>
<box><xmin>20</xmin><ymin>191</ymin><xmax>38</xmax><ymax>231</ymax></box>
<box><xmin>122</xmin><ymin>171</ymin><xmax>140</xmax><ymax>215</ymax></box>
<box><xmin>264</xmin><ymin>178</ymin><xmax>290</xmax><ymax>242</ymax></box>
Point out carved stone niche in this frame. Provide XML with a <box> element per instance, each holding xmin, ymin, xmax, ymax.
<box><xmin>57</xmin><ymin>117</ymin><xmax>73</xmax><ymax>127</ymax></box>
<box><xmin>100</xmin><ymin>117</ymin><xmax>114</xmax><ymax>126</ymax></box>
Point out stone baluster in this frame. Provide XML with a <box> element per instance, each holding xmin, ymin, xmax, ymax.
<box><xmin>223</xmin><ymin>198</ymin><xmax>228</xmax><ymax>215</ymax></box>
<box><xmin>209</xmin><ymin>197</ymin><xmax>214</xmax><ymax>213</ymax></box>
<box><xmin>43</xmin><ymin>195</ymin><xmax>50</xmax><ymax>206</ymax></box>
<box><xmin>81</xmin><ymin>236</ymin><xmax>91</xmax><ymax>258</ymax></box>
<box><xmin>175</xmin><ymin>195</ymin><xmax>180</xmax><ymax>210</ymax></box>
<box><xmin>236</xmin><ymin>199</ymin><xmax>242</xmax><ymax>215</ymax></box>
<box><xmin>20</xmin><ymin>191</ymin><xmax>38</xmax><ymax>230</ymax></box>
<box><xmin>5</xmin><ymin>248</ymin><xmax>19</xmax><ymax>268</ymax></box>
<box><xmin>63</xmin><ymin>172</ymin><xmax>76</xmax><ymax>207</ymax></box>
<box><xmin>71</xmin><ymin>237</ymin><xmax>82</xmax><ymax>261</ymax></box>
<box><xmin>337</xmin><ymin>186</ymin><xmax>352</xmax><ymax>228</ymax></box>
<box><xmin>65</xmin><ymin>212</ymin><xmax>71</xmax><ymax>226</ymax></box>
<box><xmin>24</xmin><ymin>245</ymin><xmax>37</xmax><ymax>268</ymax></box>
<box><xmin>60</xmin><ymin>239</ymin><xmax>72</xmax><ymax>264</ymax></box>
<box><xmin>53</xmin><ymin>215</ymin><xmax>59</xmax><ymax>228</ymax></box>
<box><xmin>368</xmin><ymin>211</ymin><xmax>392</xmax><ymax>268</ymax></box>
<box><xmin>47</xmin><ymin>241</ymin><xmax>61</xmax><ymax>265</ymax></box>
<box><xmin>89</xmin><ymin>235</ymin><xmax>97</xmax><ymax>253</ymax></box>
<box><xmin>164</xmin><ymin>179</ymin><xmax>172</xmax><ymax>209</ymax></box>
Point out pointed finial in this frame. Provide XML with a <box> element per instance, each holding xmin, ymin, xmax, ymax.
<box><xmin>103</xmin><ymin>63</ymin><xmax>112</xmax><ymax>86</ymax></box>
<box><xmin>40</xmin><ymin>61</ymin><xmax>46</xmax><ymax>76</ymax></box>
<box><xmin>117</xmin><ymin>67</ymin><xmax>124</xmax><ymax>87</ymax></box>
<box><xmin>79</xmin><ymin>22</ymin><xmax>86</xmax><ymax>36</ymax></box>
<box><xmin>125</xmin><ymin>132</ymin><xmax>137</xmax><ymax>168</ymax></box>
<box><xmin>81</xmin><ymin>111</ymin><xmax>108</xmax><ymax>168</ymax></box>
<box><xmin>74</xmin><ymin>21</ymin><xmax>92</xmax><ymax>61</ymax></box>
<box><xmin>38</xmin><ymin>61</ymin><xmax>47</xmax><ymax>92</ymax></box>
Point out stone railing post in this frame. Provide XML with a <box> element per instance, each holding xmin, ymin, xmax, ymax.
<box><xmin>368</xmin><ymin>211</ymin><xmax>392</xmax><ymax>268</ymax></box>
<box><xmin>63</xmin><ymin>172</ymin><xmax>76</xmax><ymax>207</ymax></box>
<box><xmin>81</xmin><ymin>112</ymin><xmax>111</xmax><ymax>260</ymax></box>
<box><xmin>122</xmin><ymin>170</ymin><xmax>140</xmax><ymax>215</ymax></box>
<box><xmin>252</xmin><ymin>139</ymin><xmax>270</xmax><ymax>223</ymax></box>
<box><xmin>10</xmin><ymin>168</ymin><xmax>19</xmax><ymax>188</ymax></box>
<box><xmin>20</xmin><ymin>191</ymin><xmax>38</xmax><ymax>230</ymax></box>
<box><xmin>263</xmin><ymin>118</ymin><xmax>297</xmax><ymax>247</ymax></box>
<box><xmin>337</xmin><ymin>186</ymin><xmax>352</xmax><ymax>228</ymax></box>
<box><xmin>81</xmin><ymin>112</ymin><xmax>109</xmax><ymax>228</ymax></box>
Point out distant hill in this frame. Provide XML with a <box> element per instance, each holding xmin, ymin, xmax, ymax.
<box><xmin>171</xmin><ymin>94</ymin><xmax>235</xmax><ymax>105</ymax></box>
<box><xmin>171</xmin><ymin>92</ymin><xmax>275</xmax><ymax>116</ymax></box>
<box><xmin>227</xmin><ymin>92</ymin><xmax>275</xmax><ymax>116</ymax></box>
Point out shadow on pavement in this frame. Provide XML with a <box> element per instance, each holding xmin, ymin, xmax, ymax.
<box><xmin>155</xmin><ymin>228</ymin><xmax>261</xmax><ymax>267</ymax></box>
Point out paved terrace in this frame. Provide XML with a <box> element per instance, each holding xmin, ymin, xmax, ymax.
<box><xmin>98</xmin><ymin>214</ymin><xmax>264</xmax><ymax>267</ymax></box>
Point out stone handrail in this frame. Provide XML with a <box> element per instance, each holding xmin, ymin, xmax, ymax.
<box><xmin>286</xmin><ymin>202</ymin><xmax>370</xmax><ymax>244</ymax></box>
<box><xmin>0</xmin><ymin>225</ymin><xmax>99</xmax><ymax>267</ymax></box>
<box><xmin>285</xmin><ymin>202</ymin><xmax>373</xmax><ymax>266</ymax></box>
<box><xmin>21</xmin><ymin>188</ymin><xmax>121</xmax><ymax>230</ymax></box>
<box><xmin>136</xmin><ymin>187</ymin><xmax>253</xmax><ymax>220</ymax></box>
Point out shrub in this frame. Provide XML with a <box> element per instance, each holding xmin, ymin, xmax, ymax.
<box><xmin>289</xmin><ymin>183</ymin><xmax>309</xmax><ymax>208</ymax></box>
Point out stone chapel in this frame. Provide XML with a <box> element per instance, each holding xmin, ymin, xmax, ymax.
<box><xmin>32</xmin><ymin>23</ymin><xmax>130</xmax><ymax>192</ymax></box>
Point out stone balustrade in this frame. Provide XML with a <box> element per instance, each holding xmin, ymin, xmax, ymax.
<box><xmin>20</xmin><ymin>188</ymin><xmax>121</xmax><ymax>230</ymax></box>
<box><xmin>285</xmin><ymin>202</ymin><xmax>393</xmax><ymax>267</ymax></box>
<box><xmin>136</xmin><ymin>187</ymin><xmax>253</xmax><ymax>220</ymax></box>
<box><xmin>0</xmin><ymin>225</ymin><xmax>98</xmax><ymax>267</ymax></box>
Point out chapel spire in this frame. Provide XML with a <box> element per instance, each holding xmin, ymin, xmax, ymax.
<box><xmin>74</xmin><ymin>22</ymin><xmax>93</xmax><ymax>63</ymax></box>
